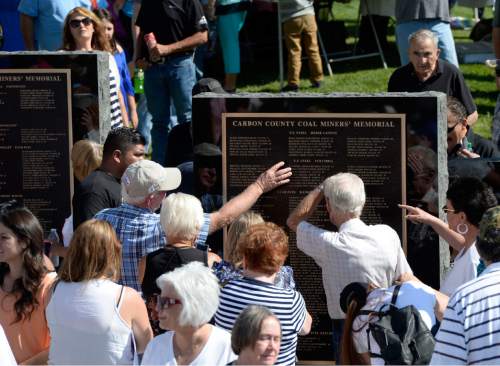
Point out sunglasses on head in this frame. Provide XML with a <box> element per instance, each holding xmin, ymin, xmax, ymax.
<box><xmin>442</xmin><ymin>205</ymin><xmax>457</xmax><ymax>214</ymax></box>
<box><xmin>156</xmin><ymin>295</ymin><xmax>181</xmax><ymax>311</ymax></box>
<box><xmin>69</xmin><ymin>17</ymin><xmax>92</xmax><ymax>28</ymax></box>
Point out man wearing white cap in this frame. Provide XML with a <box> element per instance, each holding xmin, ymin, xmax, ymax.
<box><xmin>96</xmin><ymin>159</ymin><xmax>292</xmax><ymax>291</ymax></box>
<box><xmin>95</xmin><ymin>159</ymin><xmax>182</xmax><ymax>291</ymax></box>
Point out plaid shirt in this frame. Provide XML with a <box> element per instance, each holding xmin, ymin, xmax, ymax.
<box><xmin>95</xmin><ymin>203</ymin><xmax>210</xmax><ymax>291</ymax></box>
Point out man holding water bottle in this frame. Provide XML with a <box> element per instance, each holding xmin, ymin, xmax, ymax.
<box><xmin>134</xmin><ymin>0</ymin><xmax>208</xmax><ymax>165</ymax></box>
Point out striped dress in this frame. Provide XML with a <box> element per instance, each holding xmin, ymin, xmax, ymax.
<box><xmin>215</xmin><ymin>277</ymin><xmax>307</xmax><ymax>365</ymax></box>
<box><xmin>431</xmin><ymin>262</ymin><xmax>500</xmax><ymax>364</ymax></box>
<box><xmin>108</xmin><ymin>55</ymin><xmax>123</xmax><ymax>129</ymax></box>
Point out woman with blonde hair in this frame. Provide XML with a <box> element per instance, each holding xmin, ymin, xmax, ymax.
<box><xmin>46</xmin><ymin>219</ymin><xmax>153</xmax><ymax>365</ymax></box>
<box><xmin>61</xmin><ymin>7</ymin><xmax>129</xmax><ymax>129</ymax></box>
<box><xmin>213</xmin><ymin>211</ymin><xmax>295</xmax><ymax>289</ymax></box>
<box><xmin>57</xmin><ymin>139</ymin><xmax>103</xmax><ymax>249</ymax></box>
<box><xmin>71</xmin><ymin>139</ymin><xmax>103</xmax><ymax>183</ymax></box>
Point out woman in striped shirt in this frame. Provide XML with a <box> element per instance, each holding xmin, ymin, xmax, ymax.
<box><xmin>215</xmin><ymin>222</ymin><xmax>312</xmax><ymax>365</ymax></box>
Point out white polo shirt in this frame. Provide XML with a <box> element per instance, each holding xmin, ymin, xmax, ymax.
<box><xmin>297</xmin><ymin>218</ymin><xmax>412</xmax><ymax>319</ymax></box>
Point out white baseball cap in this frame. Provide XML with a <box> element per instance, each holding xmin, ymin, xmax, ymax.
<box><xmin>122</xmin><ymin>160</ymin><xmax>181</xmax><ymax>199</ymax></box>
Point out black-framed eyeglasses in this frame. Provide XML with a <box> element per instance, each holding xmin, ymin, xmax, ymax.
<box><xmin>69</xmin><ymin>17</ymin><xmax>92</xmax><ymax>28</ymax></box>
<box><xmin>156</xmin><ymin>295</ymin><xmax>182</xmax><ymax>311</ymax></box>
<box><xmin>442</xmin><ymin>205</ymin><xmax>457</xmax><ymax>214</ymax></box>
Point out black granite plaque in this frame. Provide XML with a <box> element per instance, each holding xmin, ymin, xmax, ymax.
<box><xmin>222</xmin><ymin>113</ymin><xmax>406</xmax><ymax>361</ymax></box>
<box><xmin>0</xmin><ymin>69</ymin><xmax>72</xmax><ymax>235</ymax></box>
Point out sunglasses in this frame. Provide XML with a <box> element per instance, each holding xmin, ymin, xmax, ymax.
<box><xmin>442</xmin><ymin>205</ymin><xmax>457</xmax><ymax>214</ymax></box>
<box><xmin>69</xmin><ymin>17</ymin><xmax>92</xmax><ymax>28</ymax></box>
<box><xmin>156</xmin><ymin>295</ymin><xmax>181</xmax><ymax>311</ymax></box>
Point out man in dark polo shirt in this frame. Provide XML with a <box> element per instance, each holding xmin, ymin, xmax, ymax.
<box><xmin>388</xmin><ymin>29</ymin><xmax>478</xmax><ymax>126</ymax></box>
<box><xmin>73</xmin><ymin>128</ymin><xmax>146</xmax><ymax>229</ymax></box>
<box><xmin>134</xmin><ymin>0</ymin><xmax>208</xmax><ymax>166</ymax></box>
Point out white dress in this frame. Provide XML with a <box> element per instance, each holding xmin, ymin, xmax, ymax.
<box><xmin>47</xmin><ymin>279</ymin><xmax>135</xmax><ymax>365</ymax></box>
<box><xmin>142</xmin><ymin>325</ymin><xmax>236</xmax><ymax>366</ymax></box>
<box><xmin>440</xmin><ymin>242</ymin><xmax>480</xmax><ymax>296</ymax></box>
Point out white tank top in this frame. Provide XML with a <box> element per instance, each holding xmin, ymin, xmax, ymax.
<box><xmin>47</xmin><ymin>279</ymin><xmax>135</xmax><ymax>365</ymax></box>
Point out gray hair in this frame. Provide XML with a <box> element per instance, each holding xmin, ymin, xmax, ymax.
<box><xmin>447</xmin><ymin>96</ymin><xmax>467</xmax><ymax>127</ymax></box>
<box><xmin>324</xmin><ymin>173</ymin><xmax>366</xmax><ymax>217</ymax></box>
<box><xmin>160</xmin><ymin>193</ymin><xmax>204</xmax><ymax>242</ymax></box>
<box><xmin>121</xmin><ymin>185</ymin><xmax>148</xmax><ymax>205</ymax></box>
<box><xmin>408</xmin><ymin>29</ymin><xmax>438</xmax><ymax>48</ymax></box>
<box><xmin>156</xmin><ymin>261</ymin><xmax>220</xmax><ymax>328</ymax></box>
<box><xmin>231</xmin><ymin>305</ymin><xmax>281</xmax><ymax>355</ymax></box>
<box><xmin>408</xmin><ymin>145</ymin><xmax>437</xmax><ymax>172</ymax></box>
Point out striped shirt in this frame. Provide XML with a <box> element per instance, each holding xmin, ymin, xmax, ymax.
<box><xmin>109</xmin><ymin>55</ymin><xmax>123</xmax><ymax>129</ymax></box>
<box><xmin>95</xmin><ymin>203</ymin><xmax>211</xmax><ymax>291</ymax></box>
<box><xmin>431</xmin><ymin>262</ymin><xmax>500</xmax><ymax>365</ymax></box>
<box><xmin>215</xmin><ymin>277</ymin><xmax>307</xmax><ymax>366</ymax></box>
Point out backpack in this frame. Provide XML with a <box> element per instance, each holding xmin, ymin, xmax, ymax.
<box><xmin>361</xmin><ymin>284</ymin><xmax>435</xmax><ymax>365</ymax></box>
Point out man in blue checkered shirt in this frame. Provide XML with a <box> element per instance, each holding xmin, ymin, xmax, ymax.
<box><xmin>96</xmin><ymin>160</ymin><xmax>292</xmax><ymax>291</ymax></box>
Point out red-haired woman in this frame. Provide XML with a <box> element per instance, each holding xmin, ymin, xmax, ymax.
<box><xmin>215</xmin><ymin>222</ymin><xmax>312</xmax><ymax>365</ymax></box>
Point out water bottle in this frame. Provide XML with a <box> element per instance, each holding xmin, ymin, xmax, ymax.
<box><xmin>134</xmin><ymin>68</ymin><xmax>144</xmax><ymax>94</ymax></box>
<box><xmin>47</xmin><ymin>228</ymin><xmax>60</xmax><ymax>267</ymax></box>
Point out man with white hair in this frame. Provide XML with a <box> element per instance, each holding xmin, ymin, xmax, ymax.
<box><xmin>388</xmin><ymin>28</ymin><xmax>478</xmax><ymax>126</ymax></box>
<box><xmin>96</xmin><ymin>160</ymin><xmax>291</xmax><ymax>291</ymax></box>
<box><xmin>287</xmin><ymin>172</ymin><xmax>412</xmax><ymax>363</ymax></box>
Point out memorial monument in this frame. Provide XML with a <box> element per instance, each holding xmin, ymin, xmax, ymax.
<box><xmin>193</xmin><ymin>92</ymin><xmax>448</xmax><ymax>361</ymax></box>
<box><xmin>0</xmin><ymin>51</ymin><xmax>110</xmax><ymax>235</ymax></box>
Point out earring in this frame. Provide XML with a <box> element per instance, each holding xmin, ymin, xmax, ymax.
<box><xmin>457</xmin><ymin>223</ymin><xmax>469</xmax><ymax>235</ymax></box>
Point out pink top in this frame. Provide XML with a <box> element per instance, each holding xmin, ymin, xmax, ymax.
<box><xmin>0</xmin><ymin>272</ymin><xmax>55</xmax><ymax>363</ymax></box>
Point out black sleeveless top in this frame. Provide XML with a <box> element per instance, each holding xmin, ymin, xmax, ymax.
<box><xmin>141</xmin><ymin>246</ymin><xmax>208</xmax><ymax>297</ymax></box>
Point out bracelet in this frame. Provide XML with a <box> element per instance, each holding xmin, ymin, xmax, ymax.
<box><xmin>316</xmin><ymin>184</ymin><xmax>324</xmax><ymax>193</ymax></box>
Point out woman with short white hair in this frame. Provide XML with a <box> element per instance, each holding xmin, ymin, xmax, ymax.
<box><xmin>141</xmin><ymin>193</ymin><xmax>221</xmax><ymax>334</ymax></box>
<box><xmin>142</xmin><ymin>262</ymin><xmax>236</xmax><ymax>365</ymax></box>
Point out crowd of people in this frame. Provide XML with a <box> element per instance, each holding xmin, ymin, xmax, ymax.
<box><xmin>1</xmin><ymin>165</ymin><xmax>500</xmax><ymax>365</ymax></box>
<box><xmin>2</xmin><ymin>0</ymin><xmax>500</xmax><ymax>365</ymax></box>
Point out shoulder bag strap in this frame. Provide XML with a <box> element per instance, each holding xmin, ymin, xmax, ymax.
<box><xmin>390</xmin><ymin>284</ymin><xmax>402</xmax><ymax>307</ymax></box>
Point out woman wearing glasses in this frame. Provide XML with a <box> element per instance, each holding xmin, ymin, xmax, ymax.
<box><xmin>142</xmin><ymin>261</ymin><xmax>236</xmax><ymax>365</ymax></box>
<box><xmin>400</xmin><ymin>177</ymin><xmax>497</xmax><ymax>296</ymax></box>
<box><xmin>0</xmin><ymin>201</ymin><xmax>55</xmax><ymax>364</ymax></box>
<box><xmin>62</xmin><ymin>7</ymin><xmax>129</xmax><ymax>130</ymax></box>
<box><xmin>46</xmin><ymin>219</ymin><xmax>152</xmax><ymax>364</ymax></box>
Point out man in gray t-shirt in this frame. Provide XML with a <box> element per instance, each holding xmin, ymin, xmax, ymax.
<box><xmin>394</xmin><ymin>0</ymin><xmax>458</xmax><ymax>67</ymax></box>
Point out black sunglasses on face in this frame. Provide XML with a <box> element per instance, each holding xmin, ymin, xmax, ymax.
<box><xmin>69</xmin><ymin>17</ymin><xmax>92</xmax><ymax>28</ymax></box>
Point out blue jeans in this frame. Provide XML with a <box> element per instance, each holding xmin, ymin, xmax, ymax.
<box><xmin>396</xmin><ymin>20</ymin><xmax>458</xmax><ymax>67</ymax></box>
<box><xmin>144</xmin><ymin>54</ymin><xmax>195</xmax><ymax>165</ymax></box>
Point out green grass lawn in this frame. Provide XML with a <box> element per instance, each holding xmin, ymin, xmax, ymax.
<box><xmin>239</xmin><ymin>1</ymin><xmax>497</xmax><ymax>139</ymax></box>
